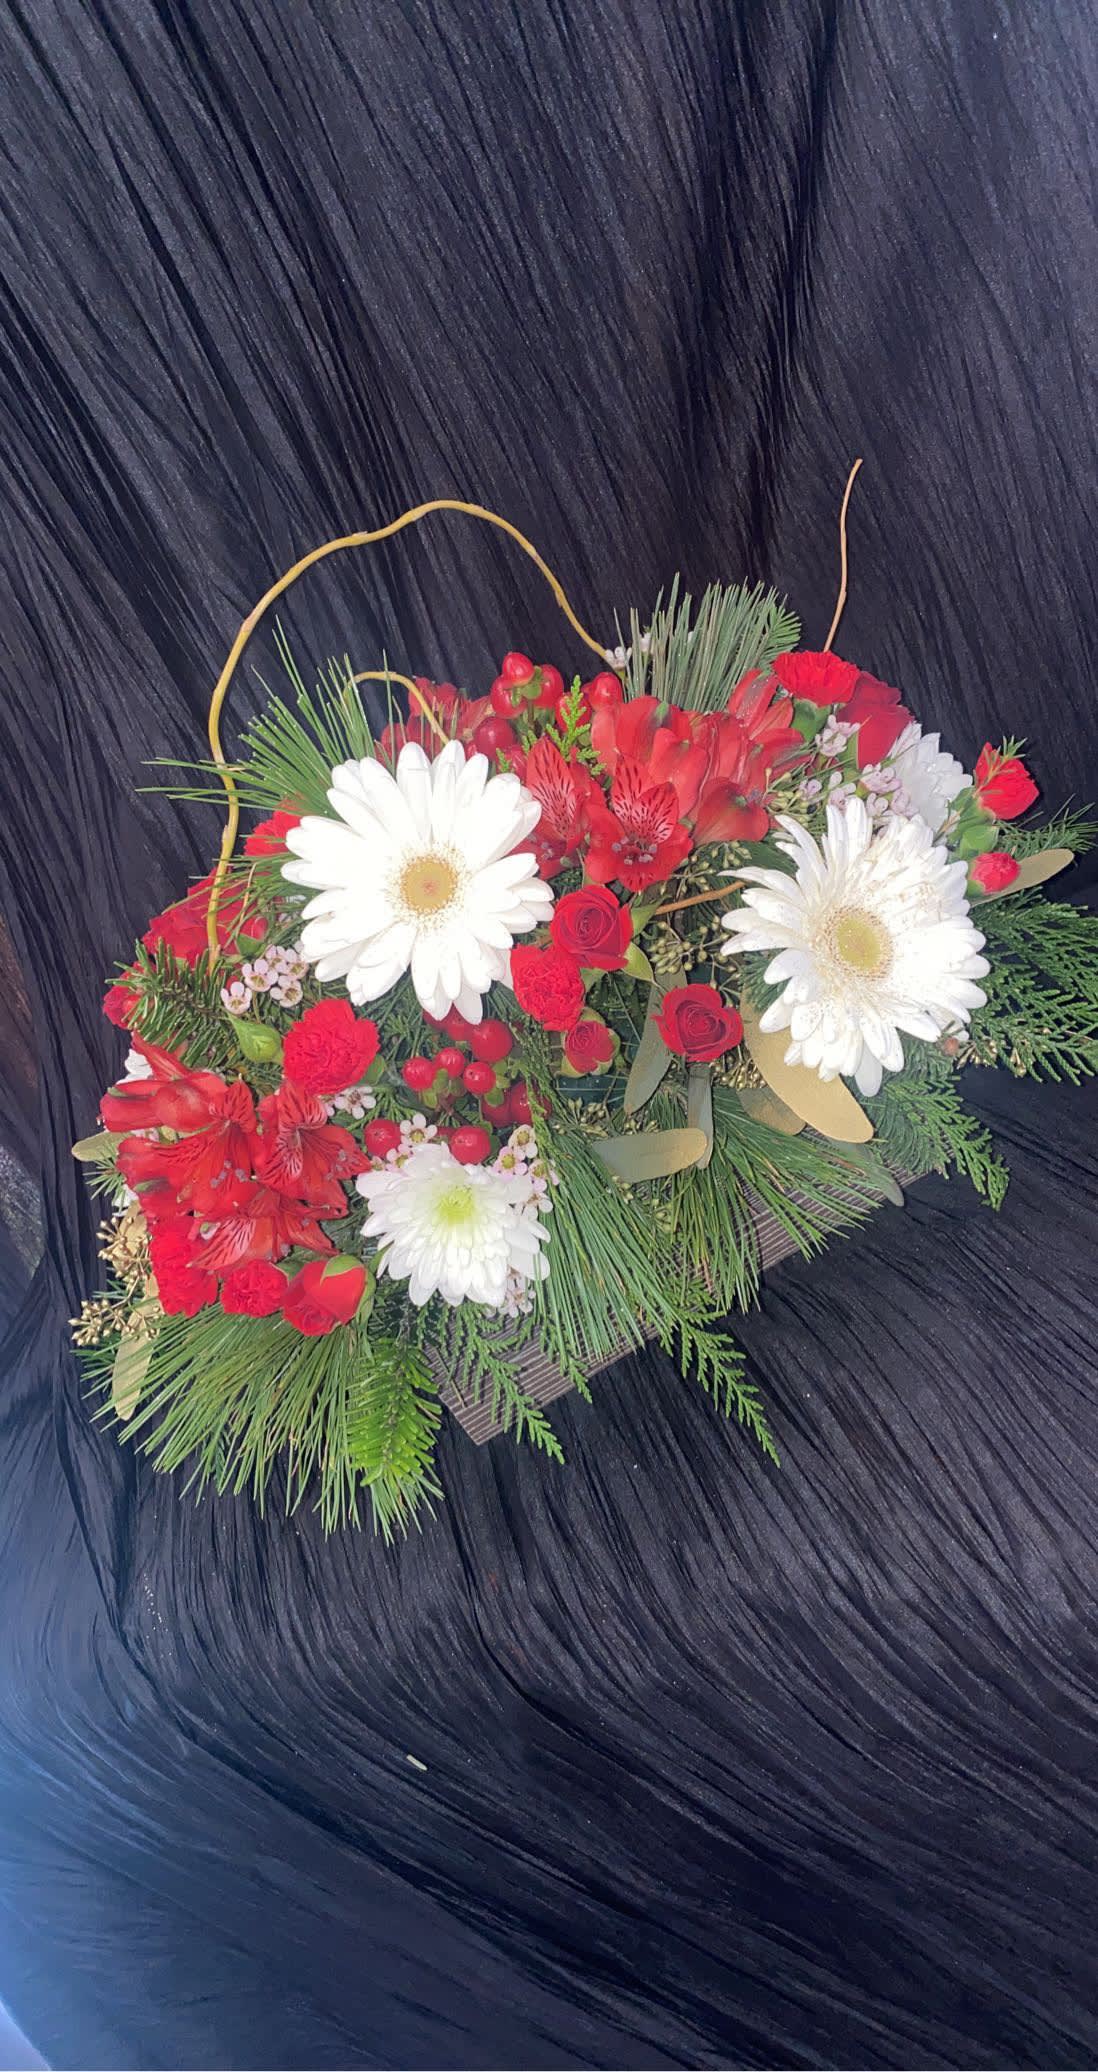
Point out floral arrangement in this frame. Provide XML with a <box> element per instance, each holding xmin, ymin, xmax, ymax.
<box><xmin>72</xmin><ymin>499</ymin><xmax>1098</xmax><ymax>1534</ymax></box>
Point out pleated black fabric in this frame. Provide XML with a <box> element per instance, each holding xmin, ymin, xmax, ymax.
<box><xmin>1</xmin><ymin>2</ymin><xmax>1097</xmax><ymax>2065</ymax></box>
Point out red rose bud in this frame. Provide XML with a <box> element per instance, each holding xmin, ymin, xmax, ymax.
<box><xmin>282</xmin><ymin>999</ymin><xmax>380</xmax><ymax>1095</ymax></box>
<box><xmin>244</xmin><ymin>808</ymin><xmax>301</xmax><ymax>857</ymax></box>
<box><xmin>510</xmin><ymin>943</ymin><xmax>586</xmax><ymax>1031</ymax></box>
<box><xmin>282</xmin><ymin>1255</ymin><xmax>369</xmax><ymax>1337</ymax></box>
<box><xmin>103</xmin><ymin>980</ymin><xmax>139</xmax><ymax>1028</ymax></box>
<box><xmin>220</xmin><ymin>1261</ymin><xmax>288</xmax><ymax>1316</ymax></box>
<box><xmin>656</xmin><ymin>983</ymin><xmax>744</xmax><ymax>1064</ymax></box>
<box><xmin>771</xmin><ymin>651</ymin><xmax>861</xmax><ymax>706</ymax></box>
<box><xmin>550</xmin><ymin>886</ymin><xmax>633</xmax><ymax>971</ymax></box>
<box><xmin>968</xmin><ymin>850</ymin><xmax>1021</xmax><ymax>895</ymax></box>
<box><xmin>973</xmin><ymin>744</ymin><xmax>1039</xmax><ymax>820</ymax></box>
<box><xmin>563</xmin><ymin>1015</ymin><xmax>616</xmax><ymax>1074</ymax></box>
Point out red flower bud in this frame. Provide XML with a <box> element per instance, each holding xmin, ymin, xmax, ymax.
<box><xmin>968</xmin><ymin>850</ymin><xmax>1021</xmax><ymax>895</ymax></box>
<box><xmin>973</xmin><ymin>745</ymin><xmax>1039</xmax><ymax>821</ymax></box>
<box><xmin>282</xmin><ymin>1256</ymin><xmax>368</xmax><ymax>1336</ymax></box>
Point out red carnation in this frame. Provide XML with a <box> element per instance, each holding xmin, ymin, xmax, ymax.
<box><xmin>244</xmin><ymin>809</ymin><xmax>301</xmax><ymax>857</ymax></box>
<box><xmin>282</xmin><ymin>1256</ymin><xmax>368</xmax><ymax>1337</ymax></box>
<box><xmin>143</xmin><ymin>870</ymin><xmax>265</xmax><ymax>967</ymax></box>
<box><xmin>973</xmin><ymin>744</ymin><xmax>1039</xmax><ymax>820</ymax></box>
<box><xmin>103</xmin><ymin>980</ymin><xmax>139</xmax><ymax>1028</ymax></box>
<box><xmin>771</xmin><ymin>651</ymin><xmax>862</xmax><ymax>706</ymax></box>
<box><xmin>563</xmin><ymin>1015</ymin><xmax>615</xmax><ymax>1073</ymax></box>
<box><xmin>282</xmin><ymin>999</ymin><xmax>379</xmax><ymax>1095</ymax></box>
<box><xmin>656</xmin><ymin>983</ymin><xmax>743</xmax><ymax>1064</ymax></box>
<box><xmin>968</xmin><ymin>850</ymin><xmax>1021</xmax><ymax>895</ymax></box>
<box><xmin>510</xmin><ymin>943</ymin><xmax>586</xmax><ymax>1031</ymax></box>
<box><xmin>550</xmin><ymin>886</ymin><xmax>633</xmax><ymax>970</ymax></box>
<box><xmin>149</xmin><ymin>1219</ymin><xmax>218</xmax><ymax>1317</ymax></box>
<box><xmin>220</xmin><ymin>1261</ymin><xmax>288</xmax><ymax>1316</ymax></box>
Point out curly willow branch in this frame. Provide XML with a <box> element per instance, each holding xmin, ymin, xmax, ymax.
<box><xmin>203</xmin><ymin>499</ymin><xmax>611</xmax><ymax>959</ymax></box>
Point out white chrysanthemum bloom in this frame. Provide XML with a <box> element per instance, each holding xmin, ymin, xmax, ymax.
<box><xmin>356</xmin><ymin>1140</ymin><xmax>550</xmax><ymax>1308</ymax></box>
<box><xmin>721</xmin><ymin>798</ymin><xmax>990</xmax><ymax>1097</ymax></box>
<box><xmin>282</xmin><ymin>740</ymin><xmax>553</xmax><ymax>1022</ymax></box>
<box><xmin>886</xmin><ymin>720</ymin><xmax>970</xmax><ymax>832</ymax></box>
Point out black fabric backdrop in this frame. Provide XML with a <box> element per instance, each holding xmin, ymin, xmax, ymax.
<box><xmin>1</xmin><ymin>1</ymin><xmax>1097</xmax><ymax>2065</ymax></box>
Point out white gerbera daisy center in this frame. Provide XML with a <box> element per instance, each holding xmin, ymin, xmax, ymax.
<box><xmin>395</xmin><ymin>849</ymin><xmax>463</xmax><ymax>920</ymax></box>
<box><xmin>828</xmin><ymin>905</ymin><xmax>893</xmax><ymax>980</ymax></box>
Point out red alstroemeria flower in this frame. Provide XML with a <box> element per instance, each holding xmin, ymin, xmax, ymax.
<box><xmin>591</xmin><ymin>696</ymin><xmax>710</xmax><ymax>821</ymax></box>
<box><xmin>584</xmin><ymin>756</ymin><xmax>693</xmax><ymax>892</ymax></box>
<box><xmin>522</xmin><ymin>735</ymin><xmax>599</xmax><ymax>875</ymax></box>
<box><xmin>117</xmin><ymin>1078</ymin><xmax>259</xmax><ymax>1219</ymax></box>
<box><xmin>687</xmin><ymin>674</ymin><xmax>805</xmax><ymax>842</ymax></box>
<box><xmin>106</xmin><ymin>1044</ymin><xmax>260</xmax><ymax>1218</ymax></box>
<box><xmin>191</xmin><ymin>1184</ymin><xmax>336</xmax><ymax>1272</ymax></box>
<box><xmin>255</xmin><ymin>1082</ymin><xmax>369</xmax><ymax>1208</ymax></box>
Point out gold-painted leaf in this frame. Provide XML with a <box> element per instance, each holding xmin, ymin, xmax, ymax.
<box><xmin>833</xmin><ymin>1143</ymin><xmax>905</xmax><ymax>1207</ymax></box>
<box><xmin>737</xmin><ymin>1085</ymin><xmax>806</xmax><ymax>1135</ymax></box>
<box><xmin>741</xmin><ymin>999</ymin><xmax>874</xmax><ymax>1143</ymax></box>
<box><xmin>624</xmin><ymin>989</ymin><xmax>673</xmax><ymax>1114</ymax></box>
<box><xmin>988</xmin><ymin>846</ymin><xmax>1075</xmax><ymax>896</ymax></box>
<box><xmin>72</xmin><ymin>1130</ymin><xmax>123</xmax><ymax>1163</ymax></box>
<box><xmin>593</xmin><ymin>1127</ymin><xmax>708</xmax><ymax>1182</ymax></box>
<box><xmin>686</xmin><ymin>1065</ymin><xmax>714</xmax><ymax>1169</ymax></box>
<box><xmin>621</xmin><ymin>940</ymin><xmax>656</xmax><ymax>984</ymax></box>
<box><xmin>111</xmin><ymin>1327</ymin><xmax>156</xmax><ymax>1421</ymax></box>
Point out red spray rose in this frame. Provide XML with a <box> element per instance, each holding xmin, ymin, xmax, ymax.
<box><xmin>973</xmin><ymin>744</ymin><xmax>1039</xmax><ymax>820</ymax></box>
<box><xmin>563</xmin><ymin>1015</ymin><xmax>616</xmax><ymax>1073</ymax></box>
<box><xmin>968</xmin><ymin>850</ymin><xmax>1021</xmax><ymax>895</ymax></box>
<box><xmin>282</xmin><ymin>999</ymin><xmax>379</xmax><ymax>1095</ymax></box>
<box><xmin>143</xmin><ymin>871</ymin><xmax>265</xmax><ymax>966</ymax></box>
<box><xmin>149</xmin><ymin>1219</ymin><xmax>218</xmax><ymax>1317</ymax></box>
<box><xmin>283</xmin><ymin>1256</ymin><xmax>368</xmax><ymax>1337</ymax></box>
<box><xmin>510</xmin><ymin>943</ymin><xmax>586</xmax><ymax>1031</ymax></box>
<box><xmin>220</xmin><ymin>1261</ymin><xmax>288</xmax><ymax>1316</ymax></box>
<box><xmin>103</xmin><ymin>980</ymin><xmax>139</xmax><ymax>1028</ymax></box>
<box><xmin>550</xmin><ymin>886</ymin><xmax>633</xmax><ymax>970</ymax></box>
<box><xmin>244</xmin><ymin>809</ymin><xmax>301</xmax><ymax>857</ymax></box>
<box><xmin>656</xmin><ymin>984</ymin><xmax>744</xmax><ymax>1063</ymax></box>
<box><xmin>771</xmin><ymin>651</ymin><xmax>862</xmax><ymax>705</ymax></box>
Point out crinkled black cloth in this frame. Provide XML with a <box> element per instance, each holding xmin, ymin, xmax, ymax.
<box><xmin>1</xmin><ymin>2</ymin><xmax>1097</xmax><ymax>2066</ymax></box>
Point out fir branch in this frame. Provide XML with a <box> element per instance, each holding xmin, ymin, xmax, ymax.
<box><xmin>1000</xmin><ymin>807</ymin><xmax>1098</xmax><ymax>859</ymax></box>
<box><xmin>127</xmin><ymin>942</ymin><xmax>247</xmax><ymax>1074</ymax></box>
<box><xmin>623</xmin><ymin>579</ymin><xmax>800</xmax><ymax>713</ymax></box>
<box><xmin>967</xmin><ymin>893</ymin><xmax>1098</xmax><ymax>1082</ymax></box>
<box><xmin>345</xmin><ymin>1339</ymin><xmax>442</xmax><ymax>1540</ymax></box>
<box><xmin>865</xmin><ymin>1055</ymin><xmax>1009</xmax><ymax>1205</ymax></box>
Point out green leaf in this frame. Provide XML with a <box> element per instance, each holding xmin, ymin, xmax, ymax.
<box><xmin>686</xmin><ymin>1065</ymin><xmax>714</xmax><ymax>1169</ymax></box>
<box><xmin>233</xmin><ymin>1018</ymin><xmax>284</xmax><ymax>1064</ymax></box>
<box><xmin>621</xmin><ymin>941</ymin><xmax>655</xmax><ymax>983</ymax></box>
<box><xmin>832</xmin><ymin>1143</ymin><xmax>905</xmax><ymax>1208</ymax></box>
<box><xmin>592</xmin><ymin>1126</ymin><xmax>708</xmax><ymax>1181</ymax></box>
<box><xmin>72</xmin><ymin>1130</ymin><xmax>124</xmax><ymax>1164</ymax></box>
<box><xmin>623</xmin><ymin>989</ymin><xmax>673</xmax><ymax>1114</ymax></box>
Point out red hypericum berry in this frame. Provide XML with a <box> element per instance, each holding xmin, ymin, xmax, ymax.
<box><xmin>473</xmin><ymin>715</ymin><xmax>518</xmax><ymax>758</ymax></box>
<box><xmin>444</xmin><ymin>1009</ymin><xmax>478</xmax><ymax>1042</ymax></box>
<box><xmin>480</xmin><ymin>1089</ymin><xmax>509</xmax><ymax>1118</ymax></box>
<box><xmin>490</xmin><ymin>676</ymin><xmax>526</xmax><ymax>718</ymax></box>
<box><xmin>555</xmin><ymin>689</ymin><xmax>591</xmax><ymax>730</ymax></box>
<box><xmin>463</xmin><ymin>1060</ymin><xmax>497</xmax><ymax>1095</ymax></box>
<box><xmin>468</xmin><ymin>1017</ymin><xmax>513</xmax><ymax>1063</ymax></box>
<box><xmin>538</xmin><ymin>664</ymin><xmax>565</xmax><ymax>703</ymax></box>
<box><xmin>423</xmin><ymin>1011</ymin><xmax>448</xmax><ymax>1029</ymax></box>
<box><xmin>436</xmin><ymin>1044</ymin><xmax>467</xmax><ymax>1076</ymax></box>
<box><xmin>402</xmin><ymin>1055</ymin><xmax>438</xmax><ymax>1091</ymax></box>
<box><xmin>508</xmin><ymin>1083</ymin><xmax>533</xmax><ymax>1125</ymax></box>
<box><xmin>450</xmin><ymin>1125</ymin><xmax>492</xmax><ymax>1165</ymax></box>
<box><xmin>364</xmin><ymin>1118</ymin><xmax>402</xmax><ymax>1158</ymax></box>
<box><xmin>586</xmin><ymin>670</ymin><xmax>624</xmax><ymax>709</ymax></box>
<box><xmin>501</xmin><ymin>650</ymin><xmax>535</xmax><ymax>686</ymax></box>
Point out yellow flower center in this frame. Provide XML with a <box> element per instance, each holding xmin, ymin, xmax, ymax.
<box><xmin>398</xmin><ymin>852</ymin><xmax>459</xmax><ymax>916</ymax></box>
<box><xmin>433</xmin><ymin>1181</ymin><xmax>477</xmax><ymax>1230</ymax></box>
<box><xmin>832</xmin><ymin>906</ymin><xmax>892</xmax><ymax>979</ymax></box>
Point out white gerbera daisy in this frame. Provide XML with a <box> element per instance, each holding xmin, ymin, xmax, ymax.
<box><xmin>721</xmin><ymin>797</ymin><xmax>989</xmax><ymax>1097</ymax></box>
<box><xmin>886</xmin><ymin>720</ymin><xmax>970</xmax><ymax>832</ymax></box>
<box><xmin>282</xmin><ymin>740</ymin><xmax>553</xmax><ymax>1022</ymax></box>
<box><xmin>356</xmin><ymin>1140</ymin><xmax>550</xmax><ymax>1308</ymax></box>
